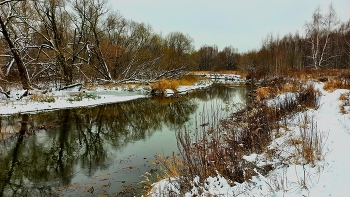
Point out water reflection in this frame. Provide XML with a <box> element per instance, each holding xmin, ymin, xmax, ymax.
<box><xmin>0</xmin><ymin>84</ymin><xmax>247</xmax><ymax>197</ymax></box>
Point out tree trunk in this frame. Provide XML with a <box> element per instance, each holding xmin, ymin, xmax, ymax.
<box><xmin>0</xmin><ymin>17</ymin><xmax>31</xmax><ymax>90</ymax></box>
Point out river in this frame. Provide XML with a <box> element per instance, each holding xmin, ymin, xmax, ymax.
<box><xmin>0</xmin><ymin>83</ymin><xmax>247</xmax><ymax>197</ymax></box>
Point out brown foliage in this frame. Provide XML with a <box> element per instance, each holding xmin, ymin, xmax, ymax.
<box><xmin>173</xmin><ymin>83</ymin><xmax>322</xmax><ymax>194</ymax></box>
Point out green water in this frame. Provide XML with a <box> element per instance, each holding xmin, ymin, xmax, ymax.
<box><xmin>0</xmin><ymin>84</ymin><xmax>247</xmax><ymax>197</ymax></box>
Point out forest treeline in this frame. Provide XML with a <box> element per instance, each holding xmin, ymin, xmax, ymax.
<box><xmin>202</xmin><ymin>4</ymin><xmax>350</xmax><ymax>79</ymax></box>
<box><xmin>0</xmin><ymin>1</ymin><xmax>349</xmax><ymax>90</ymax></box>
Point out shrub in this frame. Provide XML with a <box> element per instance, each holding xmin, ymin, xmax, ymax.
<box><xmin>323</xmin><ymin>74</ymin><xmax>350</xmax><ymax>92</ymax></box>
<box><xmin>256</xmin><ymin>87</ymin><xmax>274</xmax><ymax>100</ymax></box>
<box><xmin>294</xmin><ymin>114</ymin><xmax>327</xmax><ymax>165</ymax></box>
<box><xmin>168</xmin><ymin>82</ymin><xmax>322</xmax><ymax>195</ymax></box>
<box><xmin>339</xmin><ymin>92</ymin><xmax>350</xmax><ymax>114</ymax></box>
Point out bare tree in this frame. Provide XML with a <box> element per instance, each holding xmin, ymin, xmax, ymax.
<box><xmin>71</xmin><ymin>0</ymin><xmax>112</xmax><ymax>81</ymax></box>
<box><xmin>216</xmin><ymin>46</ymin><xmax>239</xmax><ymax>71</ymax></box>
<box><xmin>305</xmin><ymin>4</ymin><xmax>339</xmax><ymax>68</ymax></box>
<box><xmin>24</xmin><ymin>0</ymin><xmax>75</xmax><ymax>86</ymax></box>
<box><xmin>0</xmin><ymin>0</ymin><xmax>31</xmax><ymax>90</ymax></box>
<box><xmin>198</xmin><ymin>45</ymin><xmax>218</xmax><ymax>71</ymax></box>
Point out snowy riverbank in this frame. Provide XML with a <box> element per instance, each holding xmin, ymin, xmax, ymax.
<box><xmin>147</xmin><ymin>82</ymin><xmax>350</xmax><ymax>197</ymax></box>
<box><xmin>0</xmin><ymin>74</ymin><xmax>246</xmax><ymax>115</ymax></box>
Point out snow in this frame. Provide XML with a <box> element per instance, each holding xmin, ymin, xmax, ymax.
<box><xmin>147</xmin><ymin>82</ymin><xmax>350</xmax><ymax>197</ymax></box>
<box><xmin>0</xmin><ymin>86</ymin><xmax>149</xmax><ymax>115</ymax></box>
<box><xmin>0</xmin><ymin>93</ymin><xmax>146</xmax><ymax>115</ymax></box>
<box><xmin>0</xmin><ymin>77</ymin><xmax>218</xmax><ymax>115</ymax></box>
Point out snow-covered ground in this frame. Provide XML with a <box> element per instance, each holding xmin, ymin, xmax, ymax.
<box><xmin>0</xmin><ymin>87</ymin><xmax>147</xmax><ymax>115</ymax></box>
<box><xmin>0</xmin><ymin>78</ymin><xmax>217</xmax><ymax>115</ymax></box>
<box><xmin>147</xmin><ymin>82</ymin><xmax>350</xmax><ymax>197</ymax></box>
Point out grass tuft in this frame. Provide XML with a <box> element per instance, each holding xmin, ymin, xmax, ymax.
<box><xmin>150</xmin><ymin>75</ymin><xmax>200</xmax><ymax>92</ymax></box>
<box><xmin>150</xmin><ymin>79</ymin><xmax>180</xmax><ymax>92</ymax></box>
<box><xmin>67</xmin><ymin>92</ymin><xmax>101</xmax><ymax>102</ymax></box>
<box><xmin>30</xmin><ymin>94</ymin><xmax>55</xmax><ymax>103</ymax></box>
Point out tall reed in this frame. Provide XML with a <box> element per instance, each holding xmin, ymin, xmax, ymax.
<box><xmin>174</xmin><ymin>83</ymin><xmax>322</xmax><ymax>194</ymax></box>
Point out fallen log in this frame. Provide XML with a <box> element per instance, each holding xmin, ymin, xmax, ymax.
<box><xmin>59</xmin><ymin>83</ymin><xmax>83</xmax><ymax>91</ymax></box>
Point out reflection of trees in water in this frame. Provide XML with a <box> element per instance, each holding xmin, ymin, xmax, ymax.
<box><xmin>192</xmin><ymin>83</ymin><xmax>247</xmax><ymax>103</ymax></box>
<box><xmin>0</xmin><ymin>96</ymin><xmax>198</xmax><ymax>196</ymax></box>
<box><xmin>0</xmin><ymin>114</ymin><xmax>67</xmax><ymax>197</ymax></box>
<box><xmin>0</xmin><ymin>85</ymin><xmax>247</xmax><ymax>196</ymax></box>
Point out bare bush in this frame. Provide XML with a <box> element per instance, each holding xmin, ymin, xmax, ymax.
<box><xmin>172</xmin><ymin>82</ymin><xmax>322</xmax><ymax>195</ymax></box>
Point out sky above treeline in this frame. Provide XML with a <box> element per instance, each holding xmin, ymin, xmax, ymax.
<box><xmin>110</xmin><ymin>0</ymin><xmax>350</xmax><ymax>53</ymax></box>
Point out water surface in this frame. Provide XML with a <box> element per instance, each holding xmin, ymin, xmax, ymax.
<box><xmin>0</xmin><ymin>84</ymin><xmax>247</xmax><ymax>196</ymax></box>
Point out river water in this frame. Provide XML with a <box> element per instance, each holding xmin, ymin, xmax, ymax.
<box><xmin>0</xmin><ymin>83</ymin><xmax>247</xmax><ymax>197</ymax></box>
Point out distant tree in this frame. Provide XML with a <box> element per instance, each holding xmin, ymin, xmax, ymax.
<box><xmin>163</xmin><ymin>32</ymin><xmax>194</xmax><ymax>75</ymax></box>
<box><xmin>341</xmin><ymin>21</ymin><xmax>350</xmax><ymax>68</ymax></box>
<box><xmin>216</xmin><ymin>46</ymin><xmax>239</xmax><ymax>71</ymax></box>
<box><xmin>198</xmin><ymin>45</ymin><xmax>218</xmax><ymax>71</ymax></box>
<box><xmin>304</xmin><ymin>4</ymin><xmax>339</xmax><ymax>68</ymax></box>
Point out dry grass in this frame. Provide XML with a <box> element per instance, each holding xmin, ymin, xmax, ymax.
<box><xmin>163</xmin><ymin>82</ymin><xmax>323</xmax><ymax>195</ymax></box>
<box><xmin>313</xmin><ymin>70</ymin><xmax>350</xmax><ymax>92</ymax></box>
<box><xmin>154</xmin><ymin>153</ymin><xmax>184</xmax><ymax>179</ymax></box>
<box><xmin>277</xmin><ymin>82</ymin><xmax>301</xmax><ymax>94</ymax></box>
<box><xmin>178</xmin><ymin>75</ymin><xmax>200</xmax><ymax>86</ymax></box>
<box><xmin>323</xmin><ymin>79</ymin><xmax>344</xmax><ymax>92</ymax></box>
<box><xmin>285</xmin><ymin>68</ymin><xmax>347</xmax><ymax>80</ymax></box>
<box><xmin>30</xmin><ymin>93</ymin><xmax>55</xmax><ymax>103</ymax></box>
<box><xmin>339</xmin><ymin>93</ymin><xmax>348</xmax><ymax>101</ymax></box>
<box><xmin>339</xmin><ymin>104</ymin><xmax>347</xmax><ymax>114</ymax></box>
<box><xmin>338</xmin><ymin>92</ymin><xmax>350</xmax><ymax>114</ymax></box>
<box><xmin>141</xmin><ymin>153</ymin><xmax>184</xmax><ymax>197</ymax></box>
<box><xmin>150</xmin><ymin>79</ymin><xmax>180</xmax><ymax>92</ymax></box>
<box><xmin>85</xmin><ymin>83</ymin><xmax>97</xmax><ymax>90</ymax></box>
<box><xmin>296</xmin><ymin>114</ymin><xmax>327</xmax><ymax>165</ymax></box>
<box><xmin>150</xmin><ymin>75</ymin><xmax>200</xmax><ymax>92</ymax></box>
<box><xmin>256</xmin><ymin>87</ymin><xmax>274</xmax><ymax>100</ymax></box>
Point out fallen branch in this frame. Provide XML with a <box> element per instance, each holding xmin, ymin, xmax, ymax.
<box><xmin>0</xmin><ymin>86</ymin><xmax>10</xmax><ymax>98</ymax></box>
<box><xmin>59</xmin><ymin>83</ymin><xmax>83</xmax><ymax>91</ymax></box>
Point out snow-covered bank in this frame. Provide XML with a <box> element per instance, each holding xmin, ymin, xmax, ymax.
<box><xmin>0</xmin><ymin>93</ymin><xmax>146</xmax><ymax>115</ymax></box>
<box><xmin>147</xmin><ymin>82</ymin><xmax>350</xmax><ymax>197</ymax></box>
<box><xmin>0</xmin><ymin>76</ymin><xmax>223</xmax><ymax>115</ymax></box>
<box><xmin>205</xmin><ymin>73</ymin><xmax>246</xmax><ymax>82</ymax></box>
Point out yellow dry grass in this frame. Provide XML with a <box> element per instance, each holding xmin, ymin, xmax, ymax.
<box><xmin>150</xmin><ymin>75</ymin><xmax>200</xmax><ymax>91</ymax></box>
<box><xmin>141</xmin><ymin>153</ymin><xmax>184</xmax><ymax>196</ymax></box>
<box><xmin>150</xmin><ymin>79</ymin><xmax>180</xmax><ymax>91</ymax></box>
<box><xmin>339</xmin><ymin>104</ymin><xmax>346</xmax><ymax>114</ymax></box>
<box><xmin>30</xmin><ymin>93</ymin><xmax>55</xmax><ymax>103</ymax></box>
<box><xmin>339</xmin><ymin>93</ymin><xmax>348</xmax><ymax>101</ymax></box>
<box><xmin>179</xmin><ymin>75</ymin><xmax>200</xmax><ymax>86</ymax></box>
<box><xmin>339</xmin><ymin>93</ymin><xmax>349</xmax><ymax>114</ymax></box>
<box><xmin>256</xmin><ymin>87</ymin><xmax>274</xmax><ymax>100</ymax></box>
<box><xmin>323</xmin><ymin>79</ymin><xmax>343</xmax><ymax>92</ymax></box>
<box><xmin>155</xmin><ymin>153</ymin><xmax>184</xmax><ymax>179</ymax></box>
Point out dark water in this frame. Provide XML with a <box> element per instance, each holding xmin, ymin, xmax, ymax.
<box><xmin>0</xmin><ymin>84</ymin><xmax>247</xmax><ymax>197</ymax></box>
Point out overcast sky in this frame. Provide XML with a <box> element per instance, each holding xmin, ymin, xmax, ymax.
<box><xmin>110</xmin><ymin>0</ymin><xmax>350</xmax><ymax>53</ymax></box>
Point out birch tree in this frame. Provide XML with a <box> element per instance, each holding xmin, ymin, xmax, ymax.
<box><xmin>305</xmin><ymin>4</ymin><xmax>339</xmax><ymax>68</ymax></box>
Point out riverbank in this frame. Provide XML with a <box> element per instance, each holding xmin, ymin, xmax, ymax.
<box><xmin>146</xmin><ymin>80</ymin><xmax>350</xmax><ymax>196</ymax></box>
<box><xmin>0</xmin><ymin>80</ymin><xmax>248</xmax><ymax>197</ymax></box>
<box><xmin>0</xmin><ymin>74</ymin><xmax>246</xmax><ymax>115</ymax></box>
